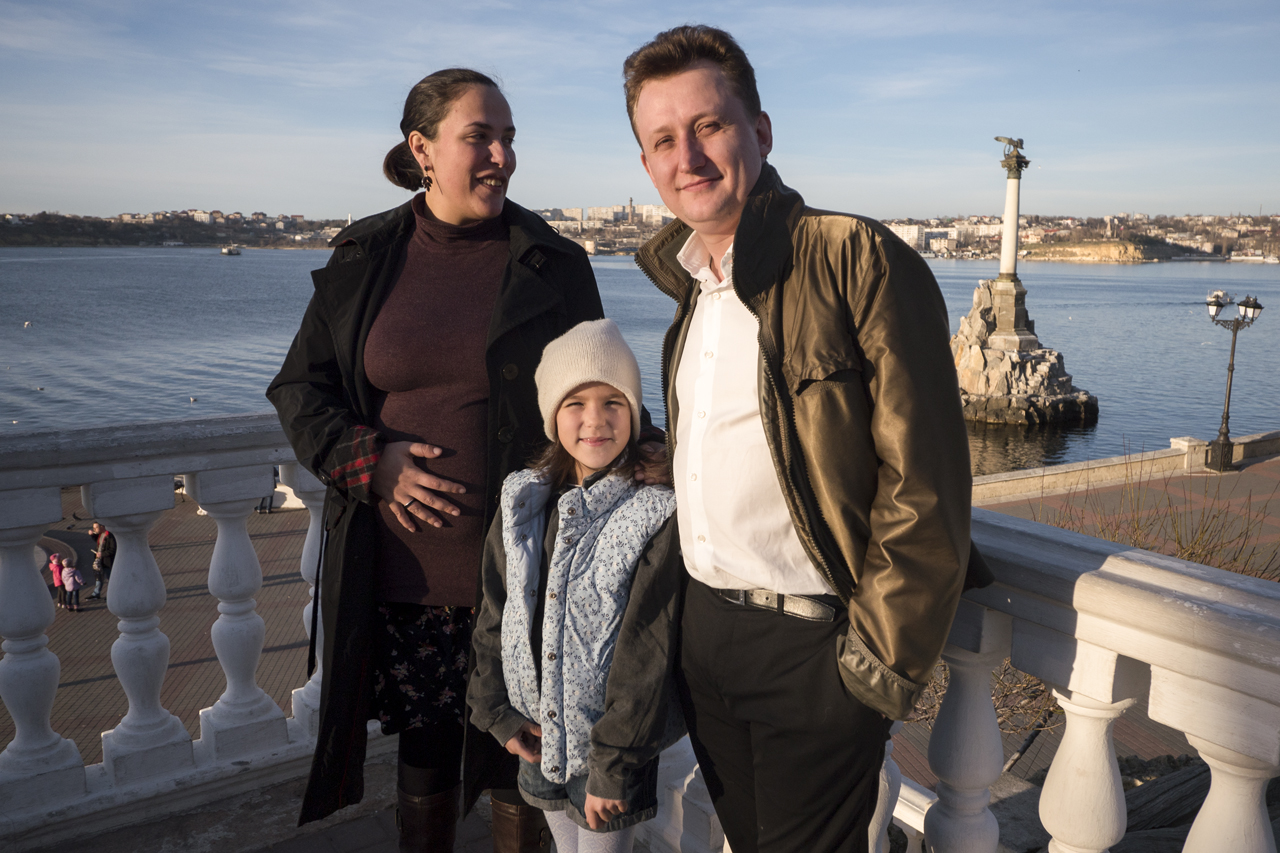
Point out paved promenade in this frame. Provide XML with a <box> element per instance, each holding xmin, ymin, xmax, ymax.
<box><xmin>8</xmin><ymin>455</ymin><xmax>1277</xmax><ymax>850</ymax></box>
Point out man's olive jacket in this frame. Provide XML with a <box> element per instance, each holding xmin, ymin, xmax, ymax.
<box><xmin>635</xmin><ymin>164</ymin><xmax>992</xmax><ymax>720</ymax></box>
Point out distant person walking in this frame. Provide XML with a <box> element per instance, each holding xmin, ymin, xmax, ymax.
<box><xmin>61</xmin><ymin>558</ymin><xmax>84</xmax><ymax>612</ymax></box>
<box><xmin>268</xmin><ymin>68</ymin><xmax>623</xmax><ymax>852</ymax></box>
<box><xmin>88</xmin><ymin>522</ymin><xmax>116</xmax><ymax>599</ymax></box>
<box><xmin>49</xmin><ymin>552</ymin><xmax>66</xmax><ymax>609</ymax></box>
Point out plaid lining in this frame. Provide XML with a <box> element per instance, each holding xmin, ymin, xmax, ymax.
<box><xmin>329</xmin><ymin>425</ymin><xmax>384</xmax><ymax>501</ymax></box>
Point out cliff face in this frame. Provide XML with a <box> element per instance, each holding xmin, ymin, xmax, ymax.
<box><xmin>1021</xmin><ymin>241</ymin><xmax>1180</xmax><ymax>263</ymax></box>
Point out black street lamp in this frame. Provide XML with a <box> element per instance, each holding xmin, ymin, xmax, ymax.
<box><xmin>1204</xmin><ymin>291</ymin><xmax>1265</xmax><ymax>471</ymax></box>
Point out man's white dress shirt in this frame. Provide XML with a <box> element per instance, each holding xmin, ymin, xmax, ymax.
<box><xmin>672</xmin><ymin>232</ymin><xmax>834</xmax><ymax>596</ymax></box>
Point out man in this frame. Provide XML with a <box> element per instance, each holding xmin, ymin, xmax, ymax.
<box><xmin>88</xmin><ymin>522</ymin><xmax>116</xmax><ymax>599</ymax></box>
<box><xmin>624</xmin><ymin>26</ymin><xmax>991</xmax><ymax>853</ymax></box>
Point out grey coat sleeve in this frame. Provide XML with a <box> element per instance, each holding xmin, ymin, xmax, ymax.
<box><xmin>466</xmin><ymin>507</ymin><xmax>533</xmax><ymax>749</ymax></box>
<box><xmin>586</xmin><ymin>515</ymin><xmax>685</xmax><ymax>800</ymax></box>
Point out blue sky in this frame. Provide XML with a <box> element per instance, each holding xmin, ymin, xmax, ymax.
<box><xmin>2</xmin><ymin>0</ymin><xmax>1277</xmax><ymax>221</ymax></box>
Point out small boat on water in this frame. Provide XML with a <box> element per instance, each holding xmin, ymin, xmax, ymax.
<box><xmin>221</xmin><ymin>245</ymin><xmax>241</xmax><ymax>255</ymax></box>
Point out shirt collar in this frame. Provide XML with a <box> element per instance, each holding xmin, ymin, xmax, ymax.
<box><xmin>676</xmin><ymin>231</ymin><xmax>734</xmax><ymax>292</ymax></box>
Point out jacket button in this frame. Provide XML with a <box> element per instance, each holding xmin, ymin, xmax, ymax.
<box><xmin>551</xmin><ymin>766</ymin><xmax>560</xmax><ymax>773</ymax></box>
<box><xmin>547</xmin><ymin>653</ymin><xmax>556</xmax><ymax>661</ymax></box>
<box><xmin>566</xmin><ymin>508</ymin><xmax>575</xmax><ymax>516</ymax></box>
<box><xmin>498</xmin><ymin>426</ymin><xmax>514</xmax><ymax>443</ymax></box>
<box><xmin>549</xmin><ymin>592</ymin><xmax>557</xmax><ymax>600</ymax></box>
<box><xmin>548</xmin><ymin>710</ymin><xmax>556</xmax><ymax>719</ymax></box>
<box><xmin>520</xmin><ymin>533</ymin><xmax>528</xmax><ymax>541</ymax></box>
<box><xmin>502</xmin><ymin>363</ymin><xmax>519</xmax><ymax>380</ymax></box>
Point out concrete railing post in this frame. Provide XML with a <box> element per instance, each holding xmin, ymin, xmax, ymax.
<box><xmin>186</xmin><ymin>466</ymin><xmax>289</xmax><ymax>759</ymax></box>
<box><xmin>279</xmin><ymin>462</ymin><xmax>327</xmax><ymax>740</ymax></box>
<box><xmin>0</xmin><ymin>488</ymin><xmax>85</xmax><ymax>810</ymax></box>
<box><xmin>869</xmin><ymin>721</ymin><xmax>905</xmax><ymax>853</ymax></box>
<box><xmin>83</xmin><ymin>475</ymin><xmax>194</xmax><ymax>784</ymax></box>
<box><xmin>925</xmin><ymin>603</ymin><xmax>1010</xmax><ymax>853</ymax></box>
<box><xmin>1039</xmin><ymin>690</ymin><xmax>1135</xmax><ymax>853</ymax></box>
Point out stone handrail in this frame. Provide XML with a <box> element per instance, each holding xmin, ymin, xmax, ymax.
<box><xmin>4</xmin><ymin>415</ymin><xmax>1279</xmax><ymax>852</ymax></box>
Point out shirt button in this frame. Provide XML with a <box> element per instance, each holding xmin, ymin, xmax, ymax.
<box><xmin>713</xmin><ymin>293</ymin><xmax>722</xmax><ymax>300</ymax></box>
<box><xmin>697</xmin><ymin>535</ymin><xmax>706</xmax><ymax>543</ymax></box>
<box><xmin>548</xmin><ymin>653</ymin><xmax>556</xmax><ymax>661</ymax></box>
<box><xmin>704</xmin><ymin>351</ymin><xmax>714</xmax><ymax>359</ymax></box>
<box><xmin>697</xmin><ymin>411</ymin><xmax>706</xmax><ymax>418</ymax></box>
<box><xmin>689</xmin><ymin>473</ymin><xmax>697</xmax><ymax>481</ymax></box>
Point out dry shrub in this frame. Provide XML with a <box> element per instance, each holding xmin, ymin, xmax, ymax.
<box><xmin>1029</xmin><ymin>452</ymin><xmax>1279</xmax><ymax>580</ymax></box>
<box><xmin>909</xmin><ymin>658</ymin><xmax>1060</xmax><ymax>736</ymax></box>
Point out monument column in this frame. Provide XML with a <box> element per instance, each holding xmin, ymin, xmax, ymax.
<box><xmin>987</xmin><ymin>139</ymin><xmax>1040</xmax><ymax>352</ymax></box>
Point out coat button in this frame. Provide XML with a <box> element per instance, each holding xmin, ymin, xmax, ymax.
<box><xmin>547</xmin><ymin>653</ymin><xmax>556</xmax><ymax>660</ymax></box>
<box><xmin>502</xmin><ymin>363</ymin><xmax>519</xmax><ymax>380</ymax></box>
<box><xmin>498</xmin><ymin>426</ymin><xmax>514</xmax><ymax>443</ymax></box>
<box><xmin>551</xmin><ymin>766</ymin><xmax>560</xmax><ymax>773</ymax></box>
<box><xmin>549</xmin><ymin>592</ymin><xmax>557</xmax><ymax>600</ymax></box>
<box><xmin>548</xmin><ymin>710</ymin><xmax>556</xmax><ymax>719</ymax></box>
<box><xmin>566</xmin><ymin>508</ymin><xmax>575</xmax><ymax>516</ymax></box>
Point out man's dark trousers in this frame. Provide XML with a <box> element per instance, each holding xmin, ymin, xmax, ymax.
<box><xmin>676</xmin><ymin>578</ymin><xmax>891</xmax><ymax>853</ymax></box>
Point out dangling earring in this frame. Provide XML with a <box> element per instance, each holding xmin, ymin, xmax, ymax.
<box><xmin>421</xmin><ymin>173</ymin><xmax>433</xmax><ymax>192</ymax></box>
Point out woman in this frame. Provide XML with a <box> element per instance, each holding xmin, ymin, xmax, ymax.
<box><xmin>268</xmin><ymin>68</ymin><xmax>606</xmax><ymax>852</ymax></box>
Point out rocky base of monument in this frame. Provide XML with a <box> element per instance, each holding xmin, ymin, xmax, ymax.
<box><xmin>961</xmin><ymin>389</ymin><xmax>1099</xmax><ymax>425</ymax></box>
<box><xmin>950</xmin><ymin>278</ymin><xmax>1097</xmax><ymax>425</ymax></box>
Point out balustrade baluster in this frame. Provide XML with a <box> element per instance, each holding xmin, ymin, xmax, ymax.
<box><xmin>1148</xmin><ymin>668</ymin><xmax>1280</xmax><ymax>853</ymax></box>
<box><xmin>870</xmin><ymin>722</ymin><xmax>904</xmax><ymax>853</ymax></box>
<box><xmin>1038</xmin><ymin>691</ymin><xmax>1134</xmax><ymax>853</ymax></box>
<box><xmin>0</xmin><ymin>487</ymin><xmax>85</xmax><ymax>810</ymax></box>
<box><xmin>185</xmin><ymin>467</ymin><xmax>289</xmax><ymax>759</ymax></box>
<box><xmin>83</xmin><ymin>475</ymin><xmax>194</xmax><ymax>783</ymax></box>
<box><xmin>925</xmin><ymin>603</ymin><xmax>1010</xmax><ymax>853</ymax></box>
<box><xmin>1009</xmin><ymin>625</ymin><xmax>1148</xmax><ymax>853</ymax></box>
<box><xmin>279</xmin><ymin>462</ymin><xmax>327</xmax><ymax>741</ymax></box>
<box><xmin>1182</xmin><ymin>736</ymin><xmax>1280</xmax><ymax>853</ymax></box>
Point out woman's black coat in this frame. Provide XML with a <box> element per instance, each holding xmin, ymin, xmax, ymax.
<box><xmin>266</xmin><ymin>198</ymin><xmax>604</xmax><ymax>825</ymax></box>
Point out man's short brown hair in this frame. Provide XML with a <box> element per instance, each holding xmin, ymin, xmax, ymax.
<box><xmin>622</xmin><ymin>25</ymin><xmax>761</xmax><ymax>144</ymax></box>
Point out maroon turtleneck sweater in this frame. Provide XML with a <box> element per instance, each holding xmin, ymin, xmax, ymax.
<box><xmin>363</xmin><ymin>194</ymin><xmax>508</xmax><ymax>605</ymax></box>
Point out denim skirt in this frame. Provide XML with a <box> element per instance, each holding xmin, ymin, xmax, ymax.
<box><xmin>517</xmin><ymin>755</ymin><xmax>659</xmax><ymax>832</ymax></box>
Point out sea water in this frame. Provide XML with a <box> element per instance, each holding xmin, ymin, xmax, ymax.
<box><xmin>2</xmin><ymin>247</ymin><xmax>1277</xmax><ymax>473</ymax></box>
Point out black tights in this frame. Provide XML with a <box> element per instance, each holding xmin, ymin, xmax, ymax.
<box><xmin>398</xmin><ymin>723</ymin><xmax>464</xmax><ymax>797</ymax></box>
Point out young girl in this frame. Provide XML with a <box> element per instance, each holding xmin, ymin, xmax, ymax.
<box><xmin>469</xmin><ymin>319</ymin><xmax>683</xmax><ymax>853</ymax></box>
<box><xmin>49</xmin><ymin>552</ymin><xmax>66</xmax><ymax>609</ymax></box>
<box><xmin>61</xmin><ymin>557</ymin><xmax>84</xmax><ymax>612</ymax></box>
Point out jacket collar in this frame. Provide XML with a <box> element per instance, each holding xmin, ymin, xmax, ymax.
<box><xmin>635</xmin><ymin>163</ymin><xmax>805</xmax><ymax>309</ymax></box>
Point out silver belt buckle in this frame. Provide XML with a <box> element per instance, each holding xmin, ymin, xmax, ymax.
<box><xmin>728</xmin><ymin>589</ymin><xmax>746</xmax><ymax>605</ymax></box>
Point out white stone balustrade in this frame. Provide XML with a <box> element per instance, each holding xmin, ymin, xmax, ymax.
<box><xmin>185</xmin><ymin>465</ymin><xmax>289</xmax><ymax>761</ymax></box>
<box><xmin>0</xmin><ymin>487</ymin><xmax>84</xmax><ymax>812</ymax></box>
<box><xmin>279</xmin><ymin>462</ymin><xmax>328</xmax><ymax>741</ymax></box>
<box><xmin>3</xmin><ymin>415</ymin><xmax>1280</xmax><ymax>852</ymax></box>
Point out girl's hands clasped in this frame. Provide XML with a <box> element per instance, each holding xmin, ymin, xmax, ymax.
<box><xmin>584</xmin><ymin>794</ymin><xmax>628</xmax><ymax>830</ymax></box>
<box><xmin>371</xmin><ymin>441</ymin><xmax>467</xmax><ymax>532</ymax></box>
<box><xmin>504</xmin><ymin>720</ymin><xmax>543</xmax><ymax>763</ymax></box>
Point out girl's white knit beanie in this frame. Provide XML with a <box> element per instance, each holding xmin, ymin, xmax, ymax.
<box><xmin>535</xmin><ymin>318</ymin><xmax>643</xmax><ymax>441</ymax></box>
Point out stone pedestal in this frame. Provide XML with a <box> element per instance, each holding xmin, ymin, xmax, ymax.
<box><xmin>951</xmin><ymin>279</ymin><xmax>1097</xmax><ymax>425</ymax></box>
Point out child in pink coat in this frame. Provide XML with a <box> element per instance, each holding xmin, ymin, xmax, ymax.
<box><xmin>61</xmin><ymin>558</ymin><xmax>84</xmax><ymax>612</ymax></box>
<box><xmin>49</xmin><ymin>552</ymin><xmax>66</xmax><ymax>609</ymax></box>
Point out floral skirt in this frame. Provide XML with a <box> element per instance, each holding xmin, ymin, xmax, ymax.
<box><xmin>372</xmin><ymin>602</ymin><xmax>475</xmax><ymax>735</ymax></box>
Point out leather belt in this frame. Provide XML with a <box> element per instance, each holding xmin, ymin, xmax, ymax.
<box><xmin>712</xmin><ymin>587</ymin><xmax>837</xmax><ymax>622</ymax></box>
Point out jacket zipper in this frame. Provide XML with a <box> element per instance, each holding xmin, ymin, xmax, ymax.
<box><xmin>639</xmin><ymin>232</ymin><xmax>849</xmax><ymax>605</ymax></box>
<box><xmin>742</xmin><ymin>302</ymin><xmax>848</xmax><ymax>605</ymax></box>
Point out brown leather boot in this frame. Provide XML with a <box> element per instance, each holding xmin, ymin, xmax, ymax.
<box><xmin>396</xmin><ymin>784</ymin><xmax>459</xmax><ymax>853</ymax></box>
<box><xmin>489</xmin><ymin>795</ymin><xmax>551</xmax><ymax>853</ymax></box>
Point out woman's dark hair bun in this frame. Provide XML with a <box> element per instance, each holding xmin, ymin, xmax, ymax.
<box><xmin>383</xmin><ymin>68</ymin><xmax>501</xmax><ymax>191</ymax></box>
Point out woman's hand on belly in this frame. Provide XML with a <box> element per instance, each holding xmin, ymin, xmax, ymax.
<box><xmin>372</xmin><ymin>441</ymin><xmax>467</xmax><ymax>532</ymax></box>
